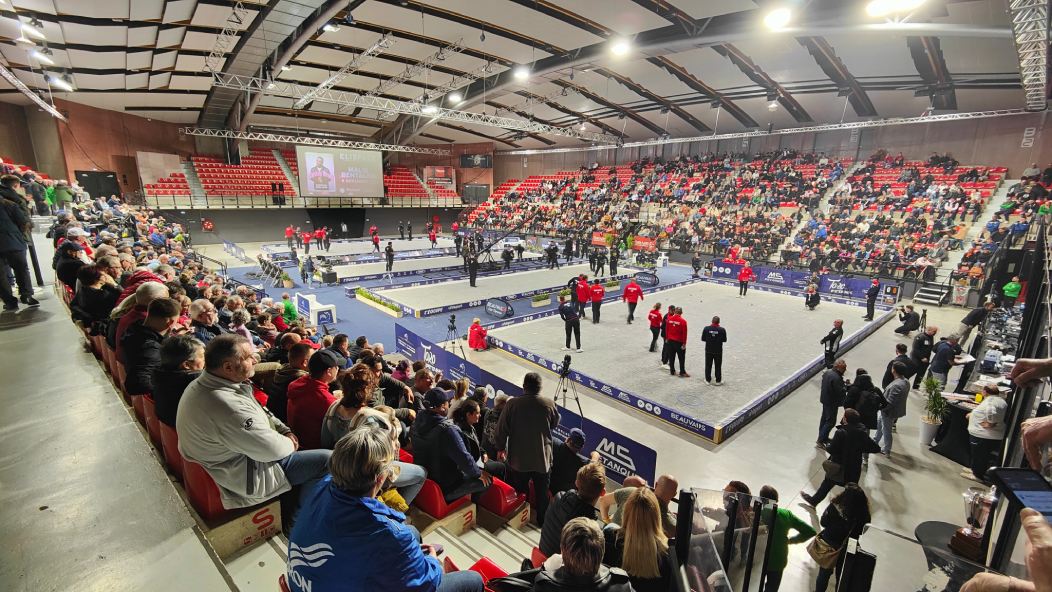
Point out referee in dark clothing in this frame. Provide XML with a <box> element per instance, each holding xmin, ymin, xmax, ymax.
<box><xmin>384</xmin><ymin>242</ymin><xmax>395</xmax><ymax>272</ymax></box>
<box><xmin>558</xmin><ymin>295</ymin><xmax>582</xmax><ymax>352</ymax></box>
<box><xmin>468</xmin><ymin>254</ymin><xmax>479</xmax><ymax>287</ymax></box>
<box><xmin>701</xmin><ymin>316</ymin><xmax>727</xmax><ymax>386</ymax></box>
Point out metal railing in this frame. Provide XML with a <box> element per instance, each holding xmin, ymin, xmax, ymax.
<box><xmin>143</xmin><ymin>194</ymin><xmax>464</xmax><ymax>210</ymax></box>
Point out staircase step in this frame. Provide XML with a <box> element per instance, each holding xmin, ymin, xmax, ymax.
<box><xmin>496</xmin><ymin>524</ymin><xmax>540</xmax><ymax>559</ymax></box>
<box><xmin>455</xmin><ymin>526</ymin><xmax>529</xmax><ymax>574</ymax></box>
<box><xmin>426</xmin><ymin>527</ymin><xmax>483</xmax><ymax>571</ymax></box>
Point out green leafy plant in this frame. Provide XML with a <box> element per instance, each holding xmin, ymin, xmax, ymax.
<box><xmin>558</xmin><ymin>288</ymin><xmax>571</xmax><ymax>298</ymax></box>
<box><xmin>922</xmin><ymin>374</ymin><xmax>949</xmax><ymax>423</ymax></box>
<box><xmin>532</xmin><ymin>293</ymin><xmax>551</xmax><ymax>303</ymax></box>
<box><xmin>604</xmin><ymin>280</ymin><xmax>620</xmax><ymax>289</ymax></box>
<box><xmin>356</xmin><ymin>287</ymin><xmax>401</xmax><ymax>314</ymax></box>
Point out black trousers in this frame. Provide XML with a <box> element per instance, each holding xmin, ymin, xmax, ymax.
<box><xmin>610</xmin><ymin>262</ymin><xmax>617</xmax><ymax>275</ymax></box>
<box><xmin>400</xmin><ymin>230</ymin><xmax>405</xmax><ymax>239</ymax></box>
<box><xmin>386</xmin><ymin>259</ymin><xmax>393</xmax><ymax>272</ymax></box>
<box><xmin>665</xmin><ymin>341</ymin><xmax>685</xmax><ymax>375</ymax></box>
<box><xmin>564</xmin><ymin>320</ymin><xmax>581</xmax><ymax>349</ymax></box>
<box><xmin>649</xmin><ymin>327</ymin><xmax>660</xmax><ymax>351</ymax></box>
<box><xmin>504</xmin><ymin>260</ymin><xmax>510</xmax><ymax>269</ymax></box>
<box><xmin>823</xmin><ymin>350</ymin><xmax>836</xmax><ymax>369</ymax></box>
<box><xmin>705</xmin><ymin>350</ymin><xmax>722</xmax><ymax>383</ymax></box>
<box><xmin>591</xmin><ymin>302</ymin><xmax>601</xmax><ymax>323</ymax></box>
<box><xmin>969</xmin><ymin>435</ymin><xmax>1000</xmax><ymax>481</ymax></box>
<box><xmin>912</xmin><ymin>359</ymin><xmax>929</xmax><ymax>388</ymax></box>
<box><xmin>469</xmin><ymin>271</ymin><xmax>477</xmax><ymax>287</ymax></box>
<box><xmin>287</xmin><ymin>238</ymin><xmax>294</xmax><ymax>249</ymax></box>
<box><xmin>865</xmin><ymin>299</ymin><xmax>876</xmax><ymax>319</ymax></box>
<box><xmin>373</xmin><ymin>243</ymin><xmax>380</xmax><ymax>252</ymax></box>
<box><xmin>0</xmin><ymin>248</ymin><xmax>32</xmax><ymax>304</ymax></box>
<box><xmin>508</xmin><ymin>470</ymin><xmax>550</xmax><ymax>525</ymax></box>
<box><xmin>818</xmin><ymin>403</ymin><xmax>838</xmax><ymax>444</ymax></box>
<box><xmin>627</xmin><ymin>301</ymin><xmax>637</xmax><ymax>323</ymax></box>
<box><xmin>303</xmin><ymin>242</ymin><xmax>310</xmax><ymax>254</ymax></box>
<box><xmin>576</xmin><ymin>300</ymin><xmax>588</xmax><ymax>319</ymax></box>
<box><xmin>455</xmin><ymin>245</ymin><xmax>461</xmax><ymax>256</ymax></box>
<box><xmin>595</xmin><ymin>264</ymin><xmax>605</xmax><ymax>276</ymax></box>
<box><xmin>739</xmin><ymin>281</ymin><xmax>749</xmax><ymax>296</ymax></box>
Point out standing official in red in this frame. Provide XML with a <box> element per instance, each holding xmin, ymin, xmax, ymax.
<box><xmin>300</xmin><ymin>230</ymin><xmax>312</xmax><ymax>254</ymax></box>
<box><xmin>428</xmin><ymin>229</ymin><xmax>438</xmax><ymax>248</ymax></box>
<box><xmin>589</xmin><ymin>279</ymin><xmax>605</xmax><ymax>324</ymax></box>
<box><xmin>663</xmin><ymin>306</ymin><xmax>689</xmax><ymax>377</ymax></box>
<box><xmin>372</xmin><ymin>232</ymin><xmax>381</xmax><ymax>253</ymax></box>
<box><xmin>737</xmin><ymin>262</ymin><xmax>756</xmax><ymax>298</ymax></box>
<box><xmin>622</xmin><ymin>278</ymin><xmax>644</xmax><ymax>324</ymax></box>
<box><xmin>647</xmin><ymin>303</ymin><xmax>663</xmax><ymax>352</ymax></box>
<box><xmin>284</xmin><ymin>225</ymin><xmax>295</xmax><ymax>249</ymax></box>
<box><xmin>313</xmin><ymin>227</ymin><xmax>325</xmax><ymax>250</ymax></box>
<box><xmin>575</xmin><ymin>274</ymin><xmax>591</xmax><ymax>320</ymax></box>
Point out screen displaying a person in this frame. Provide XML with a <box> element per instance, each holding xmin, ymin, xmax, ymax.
<box><xmin>307</xmin><ymin>155</ymin><xmax>335</xmax><ymax>193</ymax></box>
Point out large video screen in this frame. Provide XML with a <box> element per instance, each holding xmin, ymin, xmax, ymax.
<box><xmin>295</xmin><ymin>146</ymin><xmax>384</xmax><ymax>198</ymax></box>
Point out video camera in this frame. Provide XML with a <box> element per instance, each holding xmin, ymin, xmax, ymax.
<box><xmin>558</xmin><ymin>354</ymin><xmax>572</xmax><ymax>378</ymax></box>
<box><xmin>448</xmin><ymin>313</ymin><xmax>457</xmax><ymax>333</ymax></box>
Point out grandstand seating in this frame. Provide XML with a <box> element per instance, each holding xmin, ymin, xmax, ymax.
<box><xmin>142</xmin><ymin>171</ymin><xmax>191</xmax><ymax>197</ymax></box>
<box><xmin>426</xmin><ymin>179</ymin><xmax>459</xmax><ymax>200</ymax></box>
<box><xmin>384</xmin><ymin>165</ymin><xmax>428</xmax><ymax>198</ymax></box>
<box><xmin>278</xmin><ymin>150</ymin><xmax>299</xmax><ymax>179</ymax></box>
<box><xmin>192</xmin><ymin>151</ymin><xmax>296</xmax><ymax>197</ymax></box>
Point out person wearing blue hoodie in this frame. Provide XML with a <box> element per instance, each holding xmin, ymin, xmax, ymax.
<box><xmin>286</xmin><ymin>423</ymin><xmax>483</xmax><ymax>592</ymax></box>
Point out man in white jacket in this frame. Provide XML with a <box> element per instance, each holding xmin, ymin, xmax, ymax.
<box><xmin>177</xmin><ymin>334</ymin><xmax>331</xmax><ymax>512</ymax></box>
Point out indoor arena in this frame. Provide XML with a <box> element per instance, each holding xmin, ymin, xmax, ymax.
<box><xmin>2</xmin><ymin>2</ymin><xmax>1051</xmax><ymax>592</ymax></box>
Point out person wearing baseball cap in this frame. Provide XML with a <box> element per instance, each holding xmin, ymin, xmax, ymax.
<box><xmin>863</xmin><ymin>278</ymin><xmax>880</xmax><ymax>321</ymax></box>
<box><xmin>550</xmin><ymin>427</ymin><xmax>601</xmax><ymax>496</ymax></box>
<box><xmin>411</xmin><ymin>387</ymin><xmax>492</xmax><ymax>502</ymax></box>
<box><xmin>286</xmin><ymin>349</ymin><xmax>346</xmax><ymax>450</ymax></box>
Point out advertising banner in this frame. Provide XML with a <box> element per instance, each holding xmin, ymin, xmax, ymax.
<box><xmin>591</xmin><ymin>231</ymin><xmax>608</xmax><ymax>246</ymax></box>
<box><xmin>633</xmin><ymin>271</ymin><xmax>660</xmax><ymax>289</ymax></box>
<box><xmin>819</xmin><ymin>276</ymin><xmax>874</xmax><ymax>301</ymax></box>
<box><xmin>632</xmin><ymin>236</ymin><xmax>657</xmax><ymax>252</ymax></box>
<box><xmin>485</xmin><ymin>298</ymin><xmax>515</xmax><ymax>319</ymax></box>
<box><xmin>394</xmin><ymin>323</ymin><xmax>657</xmax><ymax>484</ymax></box>
<box><xmin>706</xmin><ymin>258</ymin><xmax>888</xmax><ymax>303</ymax></box>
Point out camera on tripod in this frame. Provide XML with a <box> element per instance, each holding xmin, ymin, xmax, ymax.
<box><xmin>448</xmin><ymin>313</ymin><xmax>457</xmax><ymax>333</ymax></box>
<box><xmin>558</xmin><ymin>354</ymin><xmax>572</xmax><ymax>377</ymax></box>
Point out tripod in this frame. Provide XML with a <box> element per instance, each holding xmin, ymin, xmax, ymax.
<box><xmin>444</xmin><ymin>316</ymin><xmax>468</xmax><ymax>359</ymax></box>
<box><xmin>553</xmin><ymin>369</ymin><xmax>584</xmax><ymax>424</ymax></box>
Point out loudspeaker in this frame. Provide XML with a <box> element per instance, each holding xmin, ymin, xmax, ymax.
<box><xmin>322</xmin><ymin>271</ymin><xmax>337</xmax><ymax>284</ymax></box>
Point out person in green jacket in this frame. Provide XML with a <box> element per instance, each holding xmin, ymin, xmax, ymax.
<box><xmin>1039</xmin><ymin>201</ymin><xmax>1052</xmax><ymax>224</ymax></box>
<box><xmin>759</xmin><ymin>485</ymin><xmax>816</xmax><ymax>592</ymax></box>
<box><xmin>44</xmin><ymin>182</ymin><xmax>55</xmax><ymax>214</ymax></box>
<box><xmin>281</xmin><ymin>291</ymin><xmax>298</xmax><ymax>324</ymax></box>
<box><xmin>1002</xmin><ymin>276</ymin><xmax>1022</xmax><ymax>308</ymax></box>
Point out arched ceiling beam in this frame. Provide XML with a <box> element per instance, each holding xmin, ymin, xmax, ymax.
<box><xmin>710</xmin><ymin>43</ymin><xmax>813</xmax><ymax>123</ymax></box>
<box><xmin>550</xmin><ymin>79</ymin><xmax>665</xmax><ymax>136</ymax></box>
<box><xmin>646</xmin><ymin>56</ymin><xmax>755</xmax><ymax>128</ymax></box>
<box><xmin>420</xmin><ymin>132</ymin><xmax>457</xmax><ymax>143</ymax></box>
<box><xmin>906</xmin><ymin>36</ymin><xmax>957</xmax><ymax>111</ymax></box>
<box><xmin>435</xmin><ymin>122</ymin><xmax>520</xmax><ymax>148</ymax></box>
<box><xmin>482</xmin><ymin>101</ymin><xmax>559</xmax><ymax>145</ymax></box>
<box><xmin>510</xmin><ymin>90</ymin><xmax>624</xmax><ymax>137</ymax></box>
<box><xmin>796</xmin><ymin>36</ymin><xmax>878</xmax><ymax>117</ymax></box>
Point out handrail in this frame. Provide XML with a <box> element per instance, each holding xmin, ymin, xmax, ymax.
<box><xmin>143</xmin><ymin>193</ymin><xmax>464</xmax><ymax>210</ymax></box>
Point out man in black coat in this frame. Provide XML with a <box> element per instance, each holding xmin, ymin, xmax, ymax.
<box><xmin>0</xmin><ymin>191</ymin><xmax>36</xmax><ymax>311</ymax></box>
<box><xmin>817</xmin><ymin>360</ymin><xmax>847</xmax><ymax>447</ymax></box>
<box><xmin>453</xmin><ymin>233</ymin><xmax>462</xmax><ymax>256</ymax></box>
<box><xmin>539</xmin><ymin>461</ymin><xmax>606</xmax><ymax>556</ymax></box>
<box><xmin>384</xmin><ymin>242</ymin><xmax>395</xmax><ymax>272</ymax></box>
<box><xmin>881</xmin><ymin>343</ymin><xmax>915</xmax><ymax>388</ymax></box>
<box><xmin>701</xmin><ymin>315</ymin><xmax>728</xmax><ymax>386</ymax></box>
<box><xmin>501</xmin><ymin>246</ymin><xmax>513</xmax><ymax>269</ymax></box>
<box><xmin>468</xmin><ymin>254</ymin><xmax>479</xmax><ymax>287</ymax></box>
<box><xmin>120</xmin><ymin>298</ymin><xmax>181</xmax><ymax>395</ymax></box>
<box><xmin>893</xmin><ymin>304</ymin><xmax>921</xmax><ymax>335</ymax></box>
<box><xmin>802</xmin><ymin>408</ymin><xmax>880</xmax><ymax>506</ymax></box>
<box><xmin>609</xmin><ymin>247</ymin><xmax>619</xmax><ymax>275</ymax></box>
<box><xmin>820</xmin><ymin>319</ymin><xmax>844</xmax><ymax>369</ymax></box>
<box><xmin>863</xmin><ymin>279</ymin><xmax>880</xmax><ymax>321</ymax></box>
<box><xmin>563</xmin><ymin>238</ymin><xmax>573</xmax><ymax>264</ymax></box>
<box><xmin>909</xmin><ymin>326</ymin><xmax>938</xmax><ymax>388</ymax></box>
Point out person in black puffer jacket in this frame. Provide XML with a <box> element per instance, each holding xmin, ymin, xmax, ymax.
<box><xmin>151</xmin><ymin>334</ymin><xmax>204</xmax><ymax>427</ymax></box>
<box><xmin>534</xmin><ymin>518</ymin><xmax>634</xmax><ymax>592</ymax></box>
<box><xmin>539</xmin><ymin>462</ymin><xmax>607</xmax><ymax>556</ymax></box>
<box><xmin>814</xmin><ymin>485</ymin><xmax>871</xmax><ymax>592</ymax></box>
<box><xmin>801</xmin><ymin>409</ymin><xmax>880</xmax><ymax>508</ymax></box>
<box><xmin>120</xmin><ymin>298</ymin><xmax>182</xmax><ymax>396</ymax></box>
<box><xmin>842</xmin><ymin>370</ymin><xmax>886</xmax><ymax>435</ymax></box>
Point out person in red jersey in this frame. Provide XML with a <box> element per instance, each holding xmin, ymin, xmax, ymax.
<box><xmin>737</xmin><ymin>262</ymin><xmax>756</xmax><ymax>298</ymax></box>
<box><xmin>284</xmin><ymin>225</ymin><xmax>295</xmax><ymax>249</ymax></box>
<box><xmin>575</xmin><ymin>274</ymin><xmax>591</xmax><ymax>320</ymax></box>
<box><xmin>589</xmin><ymin>279</ymin><xmax>605</xmax><ymax>324</ymax></box>
<box><xmin>647</xmin><ymin>303</ymin><xmax>663</xmax><ymax>352</ymax></box>
<box><xmin>372</xmin><ymin>232</ymin><xmax>381</xmax><ymax>253</ymax></box>
<box><xmin>663</xmin><ymin>306</ymin><xmax>689</xmax><ymax>378</ymax></box>
<box><xmin>622</xmin><ymin>278</ymin><xmax>645</xmax><ymax>324</ymax></box>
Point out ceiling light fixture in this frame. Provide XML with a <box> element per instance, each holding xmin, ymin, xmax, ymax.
<box><xmin>30</xmin><ymin>50</ymin><xmax>53</xmax><ymax>66</ymax></box>
<box><xmin>768</xmin><ymin>101</ymin><xmax>779</xmax><ymax>111</ymax></box>
<box><xmin>280</xmin><ymin>64</ymin><xmax>291</xmax><ymax>71</ymax></box>
<box><xmin>48</xmin><ymin>74</ymin><xmax>74</xmax><ymax>92</ymax></box>
<box><xmin>763</xmin><ymin>7</ymin><xmax>792</xmax><ymax>31</ymax></box>
<box><xmin>448</xmin><ymin>91</ymin><xmax>462</xmax><ymax>104</ymax></box>
<box><xmin>21</xmin><ymin>21</ymin><xmax>46</xmax><ymax>40</ymax></box>
<box><xmin>513</xmin><ymin>65</ymin><xmax>530</xmax><ymax>80</ymax></box>
<box><xmin>266</xmin><ymin>81</ymin><xmax>276</xmax><ymax>90</ymax></box>
<box><xmin>421</xmin><ymin>104</ymin><xmax>438</xmax><ymax>114</ymax></box>
<box><xmin>579</xmin><ymin>123</ymin><xmax>586</xmax><ymax>131</ymax></box>
<box><xmin>322</xmin><ymin>22</ymin><xmax>340</xmax><ymax>33</ymax></box>
<box><xmin>610</xmin><ymin>39</ymin><xmax>631</xmax><ymax>56</ymax></box>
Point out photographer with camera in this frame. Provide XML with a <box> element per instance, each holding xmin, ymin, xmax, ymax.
<box><xmin>893</xmin><ymin>304</ymin><xmax>921</xmax><ymax>336</ymax></box>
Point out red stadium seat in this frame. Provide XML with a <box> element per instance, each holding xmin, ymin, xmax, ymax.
<box><xmin>184</xmin><ymin>461</ymin><xmax>229</xmax><ymax>521</ymax></box>
<box><xmin>478</xmin><ymin>477</ymin><xmax>526</xmax><ymax>516</ymax></box>
<box><xmin>278</xmin><ymin>574</ymin><xmax>291</xmax><ymax>592</ymax></box>
<box><xmin>413</xmin><ymin>479</ymin><xmax>471</xmax><ymax>519</ymax></box>
<box><xmin>143</xmin><ymin>395</ymin><xmax>162</xmax><ymax>448</ymax></box>
<box><xmin>531</xmin><ymin>547</ymin><xmax>547</xmax><ymax>568</ymax></box>
<box><xmin>159</xmin><ymin>422</ymin><xmax>184</xmax><ymax>480</ymax></box>
<box><xmin>130</xmin><ymin>393</ymin><xmax>148</xmax><ymax>425</ymax></box>
<box><xmin>469</xmin><ymin>557</ymin><xmax>508</xmax><ymax>583</ymax></box>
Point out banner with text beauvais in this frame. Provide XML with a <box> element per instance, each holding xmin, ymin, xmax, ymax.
<box><xmin>395</xmin><ymin>323</ymin><xmax>657</xmax><ymax>484</ymax></box>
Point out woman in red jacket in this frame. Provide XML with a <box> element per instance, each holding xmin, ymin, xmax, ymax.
<box><xmin>468</xmin><ymin>317</ymin><xmax>488</xmax><ymax>351</ymax></box>
<box><xmin>737</xmin><ymin>262</ymin><xmax>756</xmax><ymax>298</ymax></box>
<box><xmin>647</xmin><ymin>303</ymin><xmax>663</xmax><ymax>352</ymax></box>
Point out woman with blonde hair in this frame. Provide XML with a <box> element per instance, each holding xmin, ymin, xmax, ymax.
<box><xmin>603</xmin><ymin>487</ymin><xmax>672</xmax><ymax>592</ymax></box>
<box><xmin>447</xmin><ymin>376</ymin><xmax>471</xmax><ymax>417</ymax></box>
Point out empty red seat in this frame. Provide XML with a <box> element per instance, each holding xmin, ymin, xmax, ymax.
<box><xmin>469</xmin><ymin>557</ymin><xmax>507</xmax><ymax>583</ymax></box>
<box><xmin>159</xmin><ymin>422</ymin><xmax>184</xmax><ymax>480</ymax></box>
<box><xmin>143</xmin><ymin>395</ymin><xmax>162</xmax><ymax>448</ymax></box>
<box><xmin>130</xmin><ymin>393</ymin><xmax>148</xmax><ymax>425</ymax></box>
<box><xmin>478</xmin><ymin>477</ymin><xmax>526</xmax><ymax>516</ymax></box>
<box><xmin>413</xmin><ymin>479</ymin><xmax>470</xmax><ymax>519</ymax></box>
<box><xmin>184</xmin><ymin>460</ymin><xmax>229</xmax><ymax>521</ymax></box>
<box><xmin>531</xmin><ymin>547</ymin><xmax>547</xmax><ymax>568</ymax></box>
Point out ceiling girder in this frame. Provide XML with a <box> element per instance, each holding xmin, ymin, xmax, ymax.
<box><xmin>906</xmin><ymin>36</ymin><xmax>957</xmax><ymax>111</ymax></box>
<box><xmin>710</xmin><ymin>43</ymin><xmax>813</xmax><ymax>123</ymax></box>
<box><xmin>796</xmin><ymin>36</ymin><xmax>878</xmax><ymax>118</ymax></box>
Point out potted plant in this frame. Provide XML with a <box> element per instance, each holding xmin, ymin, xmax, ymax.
<box><xmin>531</xmin><ymin>292</ymin><xmax>551</xmax><ymax>308</ymax></box>
<box><xmin>280</xmin><ymin>272</ymin><xmax>294</xmax><ymax>289</ymax></box>
<box><xmin>920</xmin><ymin>374</ymin><xmax>948</xmax><ymax>446</ymax></box>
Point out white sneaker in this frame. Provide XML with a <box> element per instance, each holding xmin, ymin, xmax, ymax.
<box><xmin>561</xmin><ymin>347</ymin><xmax>570</xmax><ymax>351</ymax></box>
<box><xmin>705</xmin><ymin>380</ymin><xmax>711</xmax><ymax>385</ymax></box>
<box><xmin>715</xmin><ymin>381</ymin><xmax>723</xmax><ymax>386</ymax></box>
<box><xmin>576</xmin><ymin>348</ymin><xmax>584</xmax><ymax>353</ymax></box>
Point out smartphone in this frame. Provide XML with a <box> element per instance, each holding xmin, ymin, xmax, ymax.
<box><xmin>987</xmin><ymin>468</ymin><xmax>1052</xmax><ymax>520</ymax></box>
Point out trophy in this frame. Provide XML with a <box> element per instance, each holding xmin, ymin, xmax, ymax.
<box><xmin>950</xmin><ymin>486</ymin><xmax>996</xmax><ymax>561</ymax></box>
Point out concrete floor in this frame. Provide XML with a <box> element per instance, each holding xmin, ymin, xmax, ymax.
<box><xmin>489</xmin><ymin>281</ymin><xmax>875</xmax><ymax>426</ymax></box>
<box><xmin>381</xmin><ymin>262</ymin><xmax>595</xmax><ymax>310</ymax></box>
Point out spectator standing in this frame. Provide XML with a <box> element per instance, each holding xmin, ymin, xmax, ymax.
<box><xmin>152</xmin><ymin>335</ymin><xmax>205</xmax><ymax>427</ymax></box>
<box><xmin>540</xmin><ymin>462</ymin><xmax>607</xmax><ymax>556</ymax></box>
<box><xmin>481</xmin><ymin>392</ymin><xmax>509</xmax><ymax>460</ymax></box>
<box><xmin>0</xmin><ymin>186</ymin><xmax>36</xmax><ymax>311</ymax></box>
<box><xmin>817</xmin><ymin>360</ymin><xmax>847</xmax><ymax>447</ymax></box>
<box><xmin>701</xmin><ymin>315</ymin><xmax>727</xmax><ymax>386</ymax></box>
<box><xmin>281</xmin><ymin>292</ymin><xmax>297</xmax><ymax>325</ymax></box>
<box><xmin>812</xmin><ymin>485</ymin><xmax>871</xmax><ymax>592</ymax></box>
<box><xmin>958</xmin><ymin>301</ymin><xmax>994</xmax><ymax>347</ymax></box>
<box><xmin>820</xmin><ymin>320</ymin><xmax>844</xmax><ymax>369</ymax></box>
<box><xmin>842</xmin><ymin>371</ymin><xmax>884</xmax><ymax>455</ymax></box>
<box><xmin>962</xmin><ymin>384</ymin><xmax>1008</xmax><ymax>483</ymax></box>
<box><xmin>285</xmin><ymin>425</ymin><xmax>484</xmax><ymax>592</ymax></box>
<box><xmin>664</xmin><ymin>306</ymin><xmax>689</xmax><ymax>378</ymax></box>
<box><xmin>1003</xmin><ymin>276</ymin><xmax>1023</xmax><ymax>308</ymax></box>
<box><xmin>874</xmin><ymin>362</ymin><xmax>910</xmax><ymax>457</ymax></box>
<box><xmin>863</xmin><ymin>279</ymin><xmax>880</xmax><ymax>321</ymax></box>
<box><xmin>558</xmin><ymin>295</ymin><xmax>583</xmax><ymax>353</ymax></box>
<box><xmin>286</xmin><ymin>349</ymin><xmax>345</xmax><ymax>450</ymax></box>
<box><xmin>549</xmin><ymin>428</ymin><xmax>600</xmax><ymax>495</ymax></box>
<box><xmin>647</xmin><ymin>303</ymin><xmax>663</xmax><ymax>352</ymax></box>
<box><xmin>802</xmin><ymin>409</ymin><xmax>879</xmax><ymax>506</ymax></box>
<box><xmin>758</xmin><ymin>486</ymin><xmax>815</xmax><ymax>592</ymax></box>
<box><xmin>910</xmin><ymin>326</ymin><xmax>938</xmax><ymax>389</ymax></box>
<box><xmin>176</xmin><ymin>335</ymin><xmax>331</xmax><ymax>513</ymax></box>
<box><xmin>495</xmin><ymin>372</ymin><xmax>560</xmax><ymax>524</ymax></box>
<box><xmin>881</xmin><ymin>343</ymin><xmax>915</xmax><ymax>388</ymax></box>
<box><xmin>929</xmin><ymin>335</ymin><xmax>962</xmax><ymax>387</ymax></box>
<box><xmin>621</xmin><ymin>278</ymin><xmax>644</xmax><ymax>324</ymax></box>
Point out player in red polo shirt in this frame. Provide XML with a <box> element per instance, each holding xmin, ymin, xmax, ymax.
<box><xmin>428</xmin><ymin>229</ymin><xmax>437</xmax><ymax>248</ymax></box>
<box><xmin>589</xmin><ymin>279</ymin><xmax>605</xmax><ymax>324</ymax></box>
<box><xmin>647</xmin><ymin>303</ymin><xmax>663</xmax><ymax>352</ymax></box>
<box><xmin>372</xmin><ymin>232</ymin><xmax>381</xmax><ymax>252</ymax></box>
<box><xmin>300</xmin><ymin>230</ymin><xmax>313</xmax><ymax>254</ymax></box>
<box><xmin>575</xmin><ymin>274</ymin><xmax>591</xmax><ymax>320</ymax></box>
<box><xmin>285</xmin><ymin>225</ymin><xmax>295</xmax><ymax>249</ymax></box>
<box><xmin>663</xmin><ymin>306</ymin><xmax>689</xmax><ymax>377</ymax></box>
<box><xmin>622</xmin><ymin>278</ymin><xmax>644</xmax><ymax>324</ymax></box>
<box><xmin>737</xmin><ymin>262</ymin><xmax>756</xmax><ymax>298</ymax></box>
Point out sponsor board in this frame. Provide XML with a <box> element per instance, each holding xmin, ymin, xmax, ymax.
<box><xmin>393</xmin><ymin>324</ymin><xmax>657</xmax><ymax>483</ymax></box>
<box><xmin>402</xmin><ymin>275</ymin><xmax>630</xmax><ymax>317</ymax></box>
<box><xmin>485</xmin><ymin>298</ymin><xmax>514</xmax><ymax>319</ymax></box>
<box><xmin>632</xmin><ymin>236</ymin><xmax>657</xmax><ymax>252</ymax></box>
<box><xmin>633</xmin><ymin>271</ymin><xmax>660</xmax><ymax>288</ymax></box>
<box><xmin>708</xmin><ymin>260</ymin><xmax>898</xmax><ymax>304</ymax></box>
<box><xmin>296</xmin><ymin>294</ymin><xmax>310</xmax><ymax>316</ymax></box>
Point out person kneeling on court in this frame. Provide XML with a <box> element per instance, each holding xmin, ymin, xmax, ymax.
<box><xmin>468</xmin><ymin>317</ymin><xmax>488</xmax><ymax>352</ymax></box>
<box><xmin>893</xmin><ymin>304</ymin><xmax>921</xmax><ymax>336</ymax></box>
<box><xmin>285</xmin><ymin>424</ymin><xmax>484</xmax><ymax>592</ymax></box>
<box><xmin>177</xmin><ymin>334</ymin><xmax>331</xmax><ymax>517</ymax></box>
<box><xmin>411</xmin><ymin>387</ymin><xmax>494</xmax><ymax>502</ymax></box>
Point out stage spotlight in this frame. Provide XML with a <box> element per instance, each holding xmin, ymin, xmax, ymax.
<box><xmin>763</xmin><ymin>7</ymin><xmax>791</xmax><ymax>31</ymax></box>
<box><xmin>48</xmin><ymin>73</ymin><xmax>74</xmax><ymax>92</ymax></box>
<box><xmin>30</xmin><ymin>49</ymin><xmax>53</xmax><ymax>66</ymax></box>
<box><xmin>322</xmin><ymin>21</ymin><xmax>340</xmax><ymax>33</ymax></box>
<box><xmin>21</xmin><ymin>20</ymin><xmax>46</xmax><ymax>40</ymax></box>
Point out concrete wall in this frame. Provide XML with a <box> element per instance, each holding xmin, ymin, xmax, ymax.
<box><xmin>24</xmin><ymin>105</ymin><xmax>65</xmax><ymax>179</ymax></box>
<box><xmin>389</xmin><ymin>141</ymin><xmax>494</xmax><ymax>197</ymax></box>
<box><xmin>0</xmin><ymin>103</ymin><xmax>37</xmax><ymax>169</ymax></box>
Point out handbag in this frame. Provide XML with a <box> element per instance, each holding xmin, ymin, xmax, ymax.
<box><xmin>807</xmin><ymin>535</ymin><xmax>842</xmax><ymax>569</ymax></box>
<box><xmin>822</xmin><ymin>459</ymin><xmax>845</xmax><ymax>483</ymax></box>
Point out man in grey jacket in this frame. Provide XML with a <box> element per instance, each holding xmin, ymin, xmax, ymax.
<box><xmin>495</xmin><ymin>372</ymin><xmax>560</xmax><ymax>525</ymax></box>
<box><xmin>874</xmin><ymin>362</ymin><xmax>910</xmax><ymax>458</ymax></box>
<box><xmin>177</xmin><ymin>334</ymin><xmax>331</xmax><ymax>512</ymax></box>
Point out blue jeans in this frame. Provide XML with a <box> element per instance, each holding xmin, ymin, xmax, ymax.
<box><xmin>279</xmin><ymin>449</ymin><xmax>332</xmax><ymax>506</ymax></box>
<box><xmin>392</xmin><ymin>460</ymin><xmax>426</xmax><ymax>505</ymax></box>
<box><xmin>818</xmin><ymin>404</ymin><xmax>838</xmax><ymax>444</ymax></box>
<box><xmin>874</xmin><ymin>412</ymin><xmax>894</xmax><ymax>454</ymax></box>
